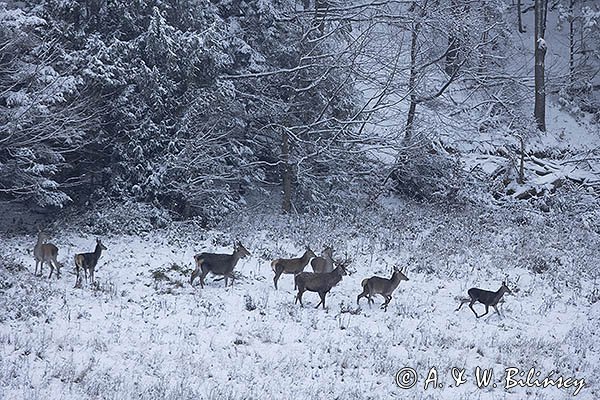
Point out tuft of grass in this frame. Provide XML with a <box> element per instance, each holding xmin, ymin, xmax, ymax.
<box><xmin>151</xmin><ymin>269</ymin><xmax>170</xmax><ymax>282</ymax></box>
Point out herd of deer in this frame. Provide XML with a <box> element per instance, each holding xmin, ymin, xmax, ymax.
<box><xmin>33</xmin><ymin>233</ymin><xmax>512</xmax><ymax>318</ymax></box>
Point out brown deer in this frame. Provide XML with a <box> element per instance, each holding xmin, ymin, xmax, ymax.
<box><xmin>191</xmin><ymin>241</ymin><xmax>251</xmax><ymax>288</ymax></box>
<box><xmin>310</xmin><ymin>246</ymin><xmax>334</xmax><ymax>273</ymax></box>
<box><xmin>33</xmin><ymin>231</ymin><xmax>61</xmax><ymax>278</ymax></box>
<box><xmin>357</xmin><ymin>266</ymin><xmax>409</xmax><ymax>311</ymax></box>
<box><xmin>271</xmin><ymin>247</ymin><xmax>316</xmax><ymax>290</ymax></box>
<box><xmin>294</xmin><ymin>261</ymin><xmax>349</xmax><ymax>309</ymax></box>
<box><xmin>74</xmin><ymin>239</ymin><xmax>107</xmax><ymax>287</ymax></box>
<box><xmin>455</xmin><ymin>281</ymin><xmax>512</xmax><ymax>318</ymax></box>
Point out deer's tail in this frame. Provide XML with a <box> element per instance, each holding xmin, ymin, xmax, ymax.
<box><xmin>271</xmin><ymin>259</ymin><xmax>280</xmax><ymax>272</ymax></box>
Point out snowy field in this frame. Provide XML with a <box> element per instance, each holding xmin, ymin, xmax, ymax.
<box><xmin>0</xmin><ymin>201</ymin><xmax>599</xmax><ymax>400</ymax></box>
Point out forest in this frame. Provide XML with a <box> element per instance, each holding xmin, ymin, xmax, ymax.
<box><xmin>1</xmin><ymin>0</ymin><xmax>599</xmax><ymax>399</ymax></box>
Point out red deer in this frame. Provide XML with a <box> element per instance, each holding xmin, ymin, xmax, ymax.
<box><xmin>357</xmin><ymin>266</ymin><xmax>409</xmax><ymax>311</ymax></box>
<box><xmin>310</xmin><ymin>246</ymin><xmax>334</xmax><ymax>273</ymax></box>
<box><xmin>271</xmin><ymin>247</ymin><xmax>316</xmax><ymax>290</ymax></box>
<box><xmin>74</xmin><ymin>239</ymin><xmax>107</xmax><ymax>287</ymax></box>
<box><xmin>294</xmin><ymin>261</ymin><xmax>349</xmax><ymax>309</ymax></box>
<box><xmin>191</xmin><ymin>241</ymin><xmax>251</xmax><ymax>288</ymax></box>
<box><xmin>33</xmin><ymin>231</ymin><xmax>61</xmax><ymax>279</ymax></box>
<box><xmin>455</xmin><ymin>281</ymin><xmax>512</xmax><ymax>318</ymax></box>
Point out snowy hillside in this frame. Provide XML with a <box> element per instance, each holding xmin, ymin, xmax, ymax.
<box><xmin>1</xmin><ymin>201</ymin><xmax>598</xmax><ymax>400</ymax></box>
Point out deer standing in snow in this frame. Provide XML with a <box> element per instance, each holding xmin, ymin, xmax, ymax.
<box><xmin>74</xmin><ymin>239</ymin><xmax>107</xmax><ymax>287</ymax></box>
<box><xmin>271</xmin><ymin>247</ymin><xmax>316</xmax><ymax>290</ymax></box>
<box><xmin>33</xmin><ymin>230</ymin><xmax>62</xmax><ymax>279</ymax></box>
<box><xmin>310</xmin><ymin>246</ymin><xmax>334</xmax><ymax>273</ymax></box>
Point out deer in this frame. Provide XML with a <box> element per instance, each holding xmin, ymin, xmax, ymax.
<box><xmin>294</xmin><ymin>260</ymin><xmax>349</xmax><ymax>309</ymax></box>
<box><xmin>356</xmin><ymin>266</ymin><xmax>409</xmax><ymax>311</ymax></box>
<box><xmin>455</xmin><ymin>281</ymin><xmax>512</xmax><ymax>318</ymax></box>
<box><xmin>33</xmin><ymin>230</ymin><xmax>62</xmax><ymax>279</ymax></box>
<box><xmin>191</xmin><ymin>241</ymin><xmax>251</xmax><ymax>288</ymax></box>
<box><xmin>74</xmin><ymin>239</ymin><xmax>107</xmax><ymax>287</ymax></box>
<box><xmin>310</xmin><ymin>246</ymin><xmax>334</xmax><ymax>273</ymax></box>
<box><xmin>271</xmin><ymin>247</ymin><xmax>316</xmax><ymax>290</ymax></box>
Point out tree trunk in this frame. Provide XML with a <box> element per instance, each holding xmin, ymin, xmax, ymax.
<box><xmin>315</xmin><ymin>0</ymin><xmax>328</xmax><ymax>34</ymax></box>
<box><xmin>518</xmin><ymin>135</ymin><xmax>525</xmax><ymax>184</ymax></box>
<box><xmin>405</xmin><ymin>6</ymin><xmax>422</xmax><ymax>142</ymax></box>
<box><xmin>281</xmin><ymin>130</ymin><xmax>292</xmax><ymax>213</ymax></box>
<box><xmin>534</xmin><ymin>0</ymin><xmax>548</xmax><ymax>132</ymax></box>
<box><xmin>517</xmin><ymin>0</ymin><xmax>526</xmax><ymax>33</ymax></box>
<box><xmin>445</xmin><ymin>36</ymin><xmax>460</xmax><ymax>76</ymax></box>
<box><xmin>568</xmin><ymin>0</ymin><xmax>575</xmax><ymax>87</ymax></box>
<box><xmin>445</xmin><ymin>0</ymin><xmax>461</xmax><ymax>76</ymax></box>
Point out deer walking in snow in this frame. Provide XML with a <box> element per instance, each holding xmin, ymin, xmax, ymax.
<box><xmin>294</xmin><ymin>261</ymin><xmax>350</xmax><ymax>309</ymax></box>
<box><xmin>455</xmin><ymin>281</ymin><xmax>512</xmax><ymax>318</ymax></box>
<box><xmin>191</xmin><ymin>241</ymin><xmax>251</xmax><ymax>288</ymax></box>
<box><xmin>357</xmin><ymin>266</ymin><xmax>409</xmax><ymax>311</ymax></box>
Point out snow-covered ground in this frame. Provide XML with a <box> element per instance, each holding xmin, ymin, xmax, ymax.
<box><xmin>0</xmin><ymin>201</ymin><xmax>598</xmax><ymax>400</ymax></box>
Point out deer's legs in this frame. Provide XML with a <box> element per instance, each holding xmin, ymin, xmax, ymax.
<box><xmin>190</xmin><ymin>266</ymin><xmax>201</xmax><ymax>286</ymax></box>
<box><xmin>477</xmin><ymin>305</ymin><xmax>490</xmax><ymax>318</ymax></box>
<box><xmin>199</xmin><ymin>268</ymin><xmax>209</xmax><ymax>288</ymax></box>
<box><xmin>381</xmin><ymin>295</ymin><xmax>392</xmax><ymax>311</ymax></box>
<box><xmin>315</xmin><ymin>291</ymin><xmax>327</xmax><ymax>309</ymax></box>
<box><xmin>367</xmin><ymin>290</ymin><xmax>375</xmax><ymax>306</ymax></box>
<box><xmin>357</xmin><ymin>288</ymin><xmax>368</xmax><ymax>305</ymax></box>
<box><xmin>225</xmin><ymin>272</ymin><xmax>235</xmax><ymax>287</ymax></box>
<box><xmin>455</xmin><ymin>298</ymin><xmax>470</xmax><ymax>312</ymax></box>
<box><xmin>468</xmin><ymin>300</ymin><xmax>479</xmax><ymax>318</ymax></box>
<box><xmin>295</xmin><ymin>289</ymin><xmax>305</xmax><ymax>306</ymax></box>
<box><xmin>51</xmin><ymin>259</ymin><xmax>60</xmax><ymax>279</ymax></box>
<box><xmin>493</xmin><ymin>305</ymin><xmax>502</xmax><ymax>317</ymax></box>
<box><xmin>273</xmin><ymin>266</ymin><xmax>284</xmax><ymax>290</ymax></box>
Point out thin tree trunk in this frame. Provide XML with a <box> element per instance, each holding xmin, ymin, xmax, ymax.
<box><xmin>445</xmin><ymin>0</ymin><xmax>461</xmax><ymax>76</ymax></box>
<box><xmin>315</xmin><ymin>0</ymin><xmax>328</xmax><ymax>34</ymax></box>
<box><xmin>405</xmin><ymin>4</ymin><xmax>423</xmax><ymax>142</ymax></box>
<box><xmin>534</xmin><ymin>0</ymin><xmax>548</xmax><ymax>132</ymax></box>
<box><xmin>518</xmin><ymin>135</ymin><xmax>525</xmax><ymax>184</ymax></box>
<box><xmin>446</xmin><ymin>36</ymin><xmax>460</xmax><ymax>76</ymax></box>
<box><xmin>568</xmin><ymin>0</ymin><xmax>575</xmax><ymax>87</ymax></box>
<box><xmin>281</xmin><ymin>130</ymin><xmax>292</xmax><ymax>213</ymax></box>
<box><xmin>517</xmin><ymin>0</ymin><xmax>526</xmax><ymax>33</ymax></box>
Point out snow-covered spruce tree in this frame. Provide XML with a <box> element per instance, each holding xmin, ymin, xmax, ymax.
<box><xmin>37</xmin><ymin>0</ymin><xmax>246</xmax><ymax>220</ymax></box>
<box><xmin>215</xmin><ymin>0</ymin><xmax>370</xmax><ymax>214</ymax></box>
<box><xmin>0</xmin><ymin>4</ymin><xmax>94</xmax><ymax>208</ymax></box>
